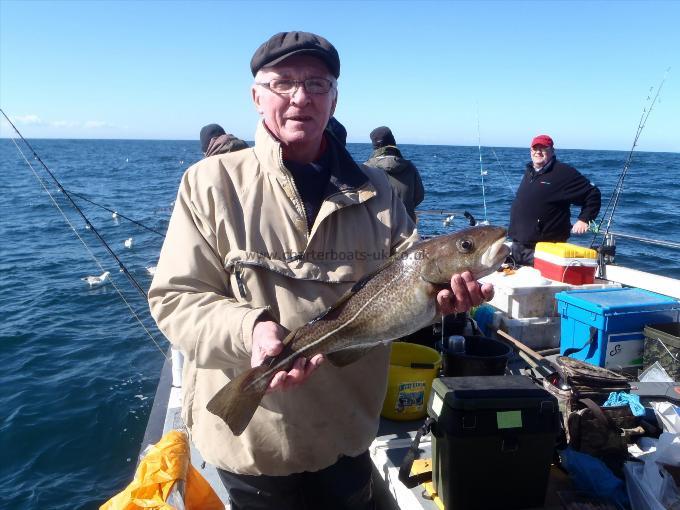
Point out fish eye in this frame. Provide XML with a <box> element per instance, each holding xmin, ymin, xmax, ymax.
<box><xmin>457</xmin><ymin>238</ymin><xmax>474</xmax><ymax>253</ymax></box>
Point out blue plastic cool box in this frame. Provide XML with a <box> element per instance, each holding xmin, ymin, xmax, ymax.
<box><xmin>556</xmin><ymin>288</ymin><xmax>680</xmax><ymax>369</ymax></box>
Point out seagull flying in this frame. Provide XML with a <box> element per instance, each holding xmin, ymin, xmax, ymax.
<box><xmin>82</xmin><ymin>271</ymin><xmax>110</xmax><ymax>287</ymax></box>
<box><xmin>124</xmin><ymin>237</ymin><xmax>133</xmax><ymax>249</ymax></box>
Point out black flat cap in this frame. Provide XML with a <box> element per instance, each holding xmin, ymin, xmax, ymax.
<box><xmin>370</xmin><ymin>126</ymin><xmax>396</xmax><ymax>149</ymax></box>
<box><xmin>200</xmin><ymin>124</ymin><xmax>226</xmax><ymax>154</ymax></box>
<box><xmin>250</xmin><ymin>31</ymin><xmax>340</xmax><ymax>78</ymax></box>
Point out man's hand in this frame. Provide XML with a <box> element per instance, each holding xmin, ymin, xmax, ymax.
<box><xmin>572</xmin><ymin>220</ymin><xmax>589</xmax><ymax>234</ymax></box>
<box><xmin>436</xmin><ymin>271</ymin><xmax>494</xmax><ymax>315</ymax></box>
<box><xmin>251</xmin><ymin>320</ymin><xmax>324</xmax><ymax>392</ymax></box>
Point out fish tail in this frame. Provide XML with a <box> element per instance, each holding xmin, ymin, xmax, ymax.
<box><xmin>206</xmin><ymin>364</ymin><xmax>272</xmax><ymax>436</ymax></box>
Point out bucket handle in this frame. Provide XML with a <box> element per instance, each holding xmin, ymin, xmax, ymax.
<box><xmin>398</xmin><ymin>417</ymin><xmax>434</xmax><ymax>489</ymax></box>
<box><xmin>648</xmin><ymin>335</ymin><xmax>680</xmax><ymax>362</ymax></box>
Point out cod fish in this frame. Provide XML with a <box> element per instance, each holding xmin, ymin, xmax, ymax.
<box><xmin>207</xmin><ymin>225</ymin><xmax>510</xmax><ymax>435</ymax></box>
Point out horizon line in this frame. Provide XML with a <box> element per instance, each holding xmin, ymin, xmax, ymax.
<box><xmin>1</xmin><ymin>136</ymin><xmax>678</xmax><ymax>154</ymax></box>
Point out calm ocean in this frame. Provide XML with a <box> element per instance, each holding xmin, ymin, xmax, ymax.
<box><xmin>1</xmin><ymin>138</ymin><xmax>679</xmax><ymax>508</ymax></box>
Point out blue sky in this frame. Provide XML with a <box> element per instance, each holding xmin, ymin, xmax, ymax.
<box><xmin>1</xmin><ymin>0</ymin><xmax>678</xmax><ymax>152</ymax></box>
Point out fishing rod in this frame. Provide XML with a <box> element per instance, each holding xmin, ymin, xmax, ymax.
<box><xmin>1</xmin><ymin>108</ymin><xmax>168</xmax><ymax>360</ymax></box>
<box><xmin>476</xmin><ymin>105</ymin><xmax>489</xmax><ymax>224</ymax></box>
<box><xmin>590</xmin><ymin>68</ymin><xmax>670</xmax><ymax>249</ymax></box>
<box><xmin>65</xmin><ymin>189</ymin><xmax>166</xmax><ymax>238</ymax></box>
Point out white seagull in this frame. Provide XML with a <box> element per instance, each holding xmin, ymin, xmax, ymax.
<box><xmin>112</xmin><ymin>211</ymin><xmax>118</xmax><ymax>219</ymax></box>
<box><xmin>82</xmin><ymin>271</ymin><xmax>110</xmax><ymax>287</ymax></box>
<box><xmin>124</xmin><ymin>237</ymin><xmax>133</xmax><ymax>249</ymax></box>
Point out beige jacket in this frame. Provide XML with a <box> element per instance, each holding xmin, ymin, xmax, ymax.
<box><xmin>149</xmin><ymin>121</ymin><xmax>418</xmax><ymax>475</ymax></box>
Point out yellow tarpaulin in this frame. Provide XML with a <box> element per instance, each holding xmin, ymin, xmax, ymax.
<box><xmin>101</xmin><ymin>430</ymin><xmax>224</xmax><ymax>510</ymax></box>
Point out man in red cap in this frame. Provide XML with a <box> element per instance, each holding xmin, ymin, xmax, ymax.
<box><xmin>508</xmin><ymin>134</ymin><xmax>601</xmax><ymax>265</ymax></box>
<box><xmin>149</xmin><ymin>31</ymin><xmax>493</xmax><ymax>509</ymax></box>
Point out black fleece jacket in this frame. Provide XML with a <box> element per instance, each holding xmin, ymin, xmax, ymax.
<box><xmin>508</xmin><ymin>158</ymin><xmax>601</xmax><ymax>244</ymax></box>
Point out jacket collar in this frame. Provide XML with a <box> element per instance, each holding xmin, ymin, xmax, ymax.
<box><xmin>252</xmin><ymin>121</ymin><xmax>377</xmax><ymax>237</ymax></box>
<box><xmin>370</xmin><ymin>145</ymin><xmax>403</xmax><ymax>159</ymax></box>
<box><xmin>526</xmin><ymin>156</ymin><xmax>556</xmax><ymax>177</ymax></box>
<box><xmin>253</xmin><ymin>120</ymin><xmax>373</xmax><ymax>198</ymax></box>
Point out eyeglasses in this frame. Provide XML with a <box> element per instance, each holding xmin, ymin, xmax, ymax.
<box><xmin>256</xmin><ymin>78</ymin><xmax>334</xmax><ymax>95</ymax></box>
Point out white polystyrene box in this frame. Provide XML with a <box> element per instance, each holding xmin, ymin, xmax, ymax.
<box><xmin>480</xmin><ymin>267</ymin><xmax>571</xmax><ymax>319</ymax></box>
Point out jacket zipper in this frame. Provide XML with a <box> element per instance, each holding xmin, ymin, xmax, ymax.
<box><xmin>276</xmin><ymin>151</ymin><xmax>309</xmax><ymax>240</ymax></box>
<box><xmin>233</xmin><ymin>262</ymin><xmax>247</xmax><ymax>298</ymax></box>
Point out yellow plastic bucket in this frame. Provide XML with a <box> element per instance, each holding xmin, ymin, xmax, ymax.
<box><xmin>381</xmin><ymin>342</ymin><xmax>442</xmax><ymax>421</ymax></box>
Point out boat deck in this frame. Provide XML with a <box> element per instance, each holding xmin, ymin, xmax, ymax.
<box><xmin>371</xmin><ymin>417</ymin><xmax>577</xmax><ymax>510</ymax></box>
<box><xmin>140</xmin><ymin>354</ymin><xmax>231</xmax><ymax>504</ymax></box>
<box><xmin>141</xmin><ymin>352</ymin><xmax>576</xmax><ymax>510</ymax></box>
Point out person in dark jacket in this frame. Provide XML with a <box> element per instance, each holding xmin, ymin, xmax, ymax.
<box><xmin>364</xmin><ymin>126</ymin><xmax>424</xmax><ymax>222</ymax></box>
<box><xmin>200</xmin><ymin>123</ymin><xmax>249</xmax><ymax>157</ymax></box>
<box><xmin>508</xmin><ymin>134</ymin><xmax>601</xmax><ymax>266</ymax></box>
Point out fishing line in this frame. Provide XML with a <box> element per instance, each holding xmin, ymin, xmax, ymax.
<box><xmin>490</xmin><ymin>147</ymin><xmax>517</xmax><ymax>195</ymax></box>
<box><xmin>65</xmin><ymin>189</ymin><xmax>166</xmax><ymax>238</ymax></box>
<box><xmin>589</xmin><ymin>68</ymin><xmax>670</xmax><ymax>249</ymax></box>
<box><xmin>1</xmin><ymin>109</ymin><xmax>168</xmax><ymax>360</ymax></box>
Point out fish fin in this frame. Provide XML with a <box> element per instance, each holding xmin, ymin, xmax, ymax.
<box><xmin>325</xmin><ymin>344</ymin><xmax>381</xmax><ymax>367</ymax></box>
<box><xmin>206</xmin><ymin>364</ymin><xmax>272</xmax><ymax>436</ymax></box>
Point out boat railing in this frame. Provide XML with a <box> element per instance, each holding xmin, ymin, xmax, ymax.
<box><xmin>605</xmin><ymin>231</ymin><xmax>680</xmax><ymax>251</ymax></box>
<box><xmin>597</xmin><ymin>231</ymin><xmax>680</xmax><ymax>299</ymax></box>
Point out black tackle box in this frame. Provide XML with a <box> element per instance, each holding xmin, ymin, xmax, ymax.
<box><xmin>427</xmin><ymin>375</ymin><xmax>560</xmax><ymax>510</ymax></box>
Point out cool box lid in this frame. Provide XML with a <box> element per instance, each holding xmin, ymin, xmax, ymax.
<box><xmin>535</xmin><ymin>242</ymin><xmax>597</xmax><ymax>259</ymax></box>
<box><xmin>556</xmin><ymin>288</ymin><xmax>680</xmax><ymax>315</ymax></box>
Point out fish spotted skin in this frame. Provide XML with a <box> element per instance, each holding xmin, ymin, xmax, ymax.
<box><xmin>206</xmin><ymin>225</ymin><xmax>509</xmax><ymax>435</ymax></box>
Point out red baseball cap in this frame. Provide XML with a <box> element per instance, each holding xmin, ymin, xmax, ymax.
<box><xmin>531</xmin><ymin>135</ymin><xmax>554</xmax><ymax>148</ymax></box>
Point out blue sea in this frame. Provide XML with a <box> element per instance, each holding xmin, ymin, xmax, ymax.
<box><xmin>1</xmin><ymin>138</ymin><xmax>679</xmax><ymax>509</ymax></box>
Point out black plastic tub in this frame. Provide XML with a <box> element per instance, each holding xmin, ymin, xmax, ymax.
<box><xmin>443</xmin><ymin>335</ymin><xmax>512</xmax><ymax>376</ymax></box>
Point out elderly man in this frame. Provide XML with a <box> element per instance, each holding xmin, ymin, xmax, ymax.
<box><xmin>149</xmin><ymin>31</ymin><xmax>492</xmax><ymax>509</ymax></box>
<box><xmin>508</xmin><ymin>134</ymin><xmax>601</xmax><ymax>266</ymax></box>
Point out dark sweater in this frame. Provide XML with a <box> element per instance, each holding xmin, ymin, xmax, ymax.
<box><xmin>285</xmin><ymin>149</ymin><xmax>331</xmax><ymax>231</ymax></box>
<box><xmin>508</xmin><ymin>158</ymin><xmax>601</xmax><ymax>244</ymax></box>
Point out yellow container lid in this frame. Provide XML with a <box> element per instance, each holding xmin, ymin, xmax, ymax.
<box><xmin>535</xmin><ymin>242</ymin><xmax>597</xmax><ymax>259</ymax></box>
